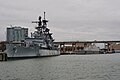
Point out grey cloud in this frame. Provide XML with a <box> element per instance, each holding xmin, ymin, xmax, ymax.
<box><xmin>0</xmin><ymin>0</ymin><xmax>120</xmax><ymax>41</ymax></box>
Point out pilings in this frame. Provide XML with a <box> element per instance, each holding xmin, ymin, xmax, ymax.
<box><xmin>0</xmin><ymin>52</ymin><xmax>7</xmax><ymax>61</ymax></box>
<box><xmin>61</xmin><ymin>51</ymin><xmax>100</xmax><ymax>55</ymax></box>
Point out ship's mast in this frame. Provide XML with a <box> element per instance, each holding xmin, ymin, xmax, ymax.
<box><xmin>44</xmin><ymin>12</ymin><xmax>45</xmax><ymax>20</ymax></box>
<box><xmin>31</xmin><ymin>12</ymin><xmax>54</xmax><ymax>48</ymax></box>
<box><xmin>32</xmin><ymin>16</ymin><xmax>42</xmax><ymax>31</ymax></box>
<box><xmin>31</xmin><ymin>12</ymin><xmax>50</xmax><ymax>38</ymax></box>
<box><xmin>32</xmin><ymin>12</ymin><xmax>48</xmax><ymax>30</ymax></box>
<box><xmin>42</xmin><ymin>12</ymin><xmax>48</xmax><ymax>29</ymax></box>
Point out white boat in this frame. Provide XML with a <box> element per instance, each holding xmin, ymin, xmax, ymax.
<box><xmin>84</xmin><ymin>44</ymin><xmax>100</xmax><ymax>51</ymax></box>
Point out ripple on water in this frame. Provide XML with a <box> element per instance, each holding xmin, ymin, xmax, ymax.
<box><xmin>0</xmin><ymin>54</ymin><xmax>120</xmax><ymax>80</ymax></box>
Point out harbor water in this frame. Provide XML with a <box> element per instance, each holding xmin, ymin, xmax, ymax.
<box><xmin>0</xmin><ymin>54</ymin><xmax>120</xmax><ymax>80</ymax></box>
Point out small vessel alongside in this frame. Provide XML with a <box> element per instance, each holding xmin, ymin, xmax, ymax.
<box><xmin>72</xmin><ymin>43</ymin><xmax>100</xmax><ymax>54</ymax></box>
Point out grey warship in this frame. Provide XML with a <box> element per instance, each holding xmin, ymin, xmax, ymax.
<box><xmin>5</xmin><ymin>12</ymin><xmax>60</xmax><ymax>57</ymax></box>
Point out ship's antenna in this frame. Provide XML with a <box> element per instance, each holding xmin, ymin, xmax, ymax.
<box><xmin>44</xmin><ymin>12</ymin><xmax>46</xmax><ymax>20</ymax></box>
<box><xmin>42</xmin><ymin>12</ymin><xmax>48</xmax><ymax>26</ymax></box>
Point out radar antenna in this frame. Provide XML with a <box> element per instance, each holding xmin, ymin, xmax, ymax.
<box><xmin>32</xmin><ymin>16</ymin><xmax>42</xmax><ymax>27</ymax></box>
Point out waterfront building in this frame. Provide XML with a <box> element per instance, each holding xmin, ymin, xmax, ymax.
<box><xmin>6</xmin><ymin>26</ymin><xmax>28</xmax><ymax>42</ymax></box>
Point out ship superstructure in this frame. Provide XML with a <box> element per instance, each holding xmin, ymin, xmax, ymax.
<box><xmin>31</xmin><ymin>12</ymin><xmax>55</xmax><ymax>49</ymax></box>
<box><xmin>5</xmin><ymin>12</ymin><xmax>60</xmax><ymax>57</ymax></box>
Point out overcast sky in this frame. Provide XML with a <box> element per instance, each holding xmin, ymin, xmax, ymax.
<box><xmin>0</xmin><ymin>0</ymin><xmax>120</xmax><ymax>41</ymax></box>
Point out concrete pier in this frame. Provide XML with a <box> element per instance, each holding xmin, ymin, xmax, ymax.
<box><xmin>61</xmin><ymin>51</ymin><xmax>100</xmax><ymax>55</ymax></box>
<box><xmin>54</xmin><ymin>40</ymin><xmax>120</xmax><ymax>54</ymax></box>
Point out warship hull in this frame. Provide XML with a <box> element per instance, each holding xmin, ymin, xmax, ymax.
<box><xmin>5</xmin><ymin>13</ymin><xmax>60</xmax><ymax>58</ymax></box>
<box><xmin>5</xmin><ymin>44</ymin><xmax>60</xmax><ymax>58</ymax></box>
